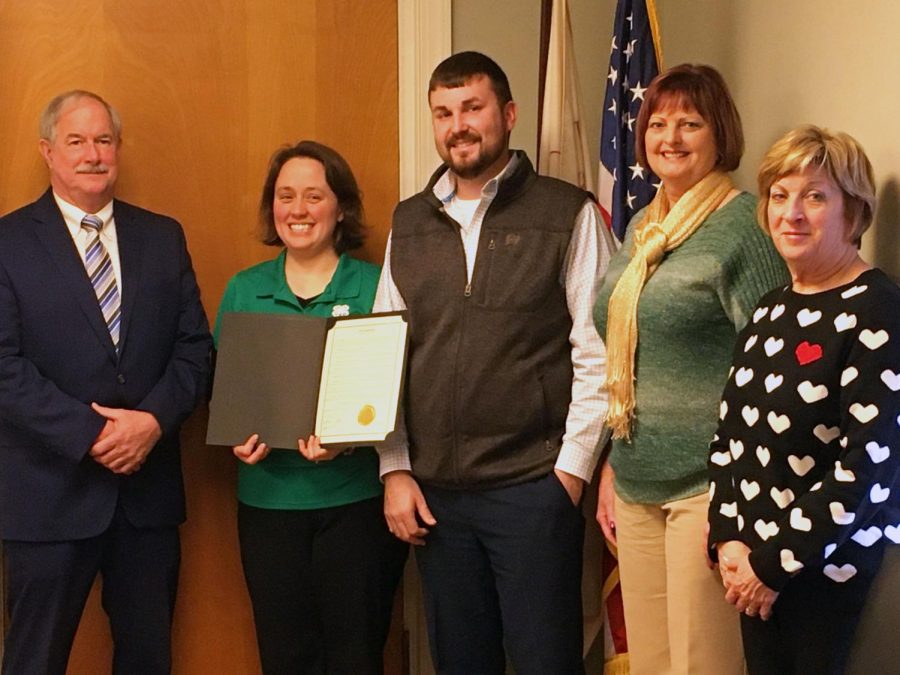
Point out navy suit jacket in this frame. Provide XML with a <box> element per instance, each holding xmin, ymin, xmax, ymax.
<box><xmin>0</xmin><ymin>189</ymin><xmax>212</xmax><ymax>541</ymax></box>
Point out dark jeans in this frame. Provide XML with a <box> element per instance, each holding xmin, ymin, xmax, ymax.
<box><xmin>416</xmin><ymin>473</ymin><xmax>585</xmax><ymax>675</ymax></box>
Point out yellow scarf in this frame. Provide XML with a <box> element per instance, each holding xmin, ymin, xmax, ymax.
<box><xmin>605</xmin><ymin>171</ymin><xmax>734</xmax><ymax>440</ymax></box>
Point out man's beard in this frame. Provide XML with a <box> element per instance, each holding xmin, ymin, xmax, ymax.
<box><xmin>444</xmin><ymin>132</ymin><xmax>505</xmax><ymax>179</ymax></box>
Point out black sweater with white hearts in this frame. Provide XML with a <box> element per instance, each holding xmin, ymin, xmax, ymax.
<box><xmin>707</xmin><ymin>268</ymin><xmax>900</xmax><ymax>592</ymax></box>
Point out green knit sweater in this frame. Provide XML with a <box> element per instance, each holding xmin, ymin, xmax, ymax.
<box><xmin>594</xmin><ymin>192</ymin><xmax>789</xmax><ymax>504</ymax></box>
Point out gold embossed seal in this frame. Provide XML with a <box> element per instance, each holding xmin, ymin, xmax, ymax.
<box><xmin>357</xmin><ymin>404</ymin><xmax>376</xmax><ymax>426</ymax></box>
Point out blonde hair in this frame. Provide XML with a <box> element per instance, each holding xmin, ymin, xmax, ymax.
<box><xmin>757</xmin><ymin>125</ymin><xmax>875</xmax><ymax>245</ymax></box>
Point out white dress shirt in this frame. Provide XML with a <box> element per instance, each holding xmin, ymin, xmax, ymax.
<box><xmin>54</xmin><ymin>193</ymin><xmax>122</xmax><ymax>294</ymax></box>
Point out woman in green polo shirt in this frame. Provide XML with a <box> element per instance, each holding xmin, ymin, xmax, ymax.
<box><xmin>213</xmin><ymin>141</ymin><xmax>407</xmax><ymax>675</ymax></box>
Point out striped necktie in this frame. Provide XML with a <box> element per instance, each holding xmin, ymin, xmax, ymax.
<box><xmin>81</xmin><ymin>214</ymin><xmax>121</xmax><ymax>350</ymax></box>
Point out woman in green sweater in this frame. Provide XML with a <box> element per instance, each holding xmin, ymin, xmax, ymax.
<box><xmin>593</xmin><ymin>65</ymin><xmax>789</xmax><ymax>675</ymax></box>
<box><xmin>214</xmin><ymin>141</ymin><xmax>407</xmax><ymax>674</ymax></box>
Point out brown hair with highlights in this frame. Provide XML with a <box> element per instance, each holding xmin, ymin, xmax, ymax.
<box><xmin>635</xmin><ymin>63</ymin><xmax>743</xmax><ymax>173</ymax></box>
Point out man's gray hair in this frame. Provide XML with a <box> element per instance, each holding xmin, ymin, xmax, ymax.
<box><xmin>39</xmin><ymin>90</ymin><xmax>122</xmax><ymax>142</ymax></box>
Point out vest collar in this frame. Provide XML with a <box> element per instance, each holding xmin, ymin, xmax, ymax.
<box><xmin>420</xmin><ymin>150</ymin><xmax>537</xmax><ymax>212</ymax></box>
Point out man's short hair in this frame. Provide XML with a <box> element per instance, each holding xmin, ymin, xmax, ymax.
<box><xmin>428</xmin><ymin>51</ymin><xmax>513</xmax><ymax>107</ymax></box>
<box><xmin>258</xmin><ymin>140</ymin><xmax>367</xmax><ymax>254</ymax></box>
<box><xmin>39</xmin><ymin>90</ymin><xmax>122</xmax><ymax>143</ymax></box>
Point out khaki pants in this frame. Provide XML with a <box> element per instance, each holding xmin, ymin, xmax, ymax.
<box><xmin>614</xmin><ymin>491</ymin><xmax>745</xmax><ymax>675</ymax></box>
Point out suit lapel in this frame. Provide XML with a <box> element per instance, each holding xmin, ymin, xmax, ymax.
<box><xmin>113</xmin><ymin>200</ymin><xmax>143</xmax><ymax>356</ymax></box>
<box><xmin>31</xmin><ymin>190</ymin><xmax>118</xmax><ymax>362</ymax></box>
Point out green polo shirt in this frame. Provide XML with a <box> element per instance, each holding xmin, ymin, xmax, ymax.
<box><xmin>213</xmin><ymin>250</ymin><xmax>384</xmax><ymax>510</ymax></box>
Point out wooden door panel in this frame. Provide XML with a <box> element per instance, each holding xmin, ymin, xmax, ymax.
<box><xmin>0</xmin><ymin>1</ymin><xmax>399</xmax><ymax>672</ymax></box>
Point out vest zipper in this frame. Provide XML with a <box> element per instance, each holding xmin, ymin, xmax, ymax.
<box><xmin>469</xmin><ymin>237</ymin><xmax>494</xmax><ymax>298</ymax></box>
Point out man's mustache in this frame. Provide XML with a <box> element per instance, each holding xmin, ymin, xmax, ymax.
<box><xmin>449</xmin><ymin>131</ymin><xmax>480</xmax><ymax>147</ymax></box>
<box><xmin>75</xmin><ymin>164</ymin><xmax>110</xmax><ymax>174</ymax></box>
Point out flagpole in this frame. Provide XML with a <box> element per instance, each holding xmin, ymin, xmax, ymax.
<box><xmin>646</xmin><ymin>0</ymin><xmax>664</xmax><ymax>72</ymax></box>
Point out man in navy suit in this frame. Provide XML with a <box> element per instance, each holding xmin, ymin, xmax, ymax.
<box><xmin>0</xmin><ymin>90</ymin><xmax>211</xmax><ymax>674</ymax></box>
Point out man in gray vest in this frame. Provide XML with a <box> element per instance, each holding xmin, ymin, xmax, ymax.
<box><xmin>375</xmin><ymin>52</ymin><xmax>613</xmax><ymax>674</ymax></box>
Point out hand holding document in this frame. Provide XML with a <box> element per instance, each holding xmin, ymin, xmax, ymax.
<box><xmin>207</xmin><ymin>312</ymin><xmax>408</xmax><ymax>449</ymax></box>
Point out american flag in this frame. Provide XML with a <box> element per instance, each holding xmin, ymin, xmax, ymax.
<box><xmin>597</xmin><ymin>0</ymin><xmax>663</xmax><ymax>243</ymax></box>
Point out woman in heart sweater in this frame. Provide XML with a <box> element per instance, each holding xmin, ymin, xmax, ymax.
<box><xmin>707</xmin><ymin>125</ymin><xmax>900</xmax><ymax>675</ymax></box>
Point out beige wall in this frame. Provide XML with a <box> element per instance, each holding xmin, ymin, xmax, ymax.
<box><xmin>657</xmin><ymin>0</ymin><xmax>900</xmax><ymax>277</ymax></box>
<box><xmin>452</xmin><ymin>0</ymin><xmax>615</xmax><ymax>167</ymax></box>
<box><xmin>453</xmin><ymin>0</ymin><xmax>899</xmax><ymax>276</ymax></box>
<box><xmin>452</xmin><ymin>0</ymin><xmax>542</xmax><ymax>156</ymax></box>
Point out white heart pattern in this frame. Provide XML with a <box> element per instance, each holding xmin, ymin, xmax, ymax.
<box><xmin>839</xmin><ymin>436</ymin><xmax>848</xmax><ymax>449</ymax></box>
<box><xmin>711</xmin><ymin>451</ymin><xmax>732</xmax><ymax>467</ymax></box>
<box><xmin>859</xmin><ymin>329</ymin><xmax>888</xmax><ymax>350</ymax></box>
<box><xmin>735</xmin><ymin>367</ymin><xmax>754</xmax><ymax>387</ymax></box>
<box><xmin>841</xmin><ymin>284</ymin><xmax>867</xmax><ymax>299</ymax></box>
<box><xmin>841</xmin><ymin>367</ymin><xmax>858</xmax><ymax>387</ymax></box>
<box><xmin>729</xmin><ymin>439</ymin><xmax>745</xmax><ymax>460</ymax></box>
<box><xmin>720</xmin><ymin>502</ymin><xmax>738</xmax><ymax>518</ymax></box>
<box><xmin>849</xmin><ymin>402</ymin><xmax>878</xmax><ymax>424</ymax></box>
<box><xmin>742</xmin><ymin>406</ymin><xmax>760</xmax><ymax>427</ymax></box>
<box><xmin>764</xmin><ymin>336</ymin><xmax>784</xmax><ymax>356</ymax></box>
<box><xmin>741</xmin><ymin>479</ymin><xmax>761</xmax><ymax>501</ymax></box>
<box><xmin>823</xmin><ymin>564</ymin><xmax>857</xmax><ymax>583</ymax></box>
<box><xmin>851</xmin><ymin>527</ymin><xmax>882</xmax><ymax>548</ymax></box>
<box><xmin>824</xmin><ymin>543</ymin><xmax>837</xmax><ymax>559</ymax></box>
<box><xmin>753</xmin><ymin>307</ymin><xmax>769</xmax><ymax>323</ymax></box>
<box><xmin>864</xmin><ymin>441</ymin><xmax>889</xmax><ymax>464</ymax></box>
<box><xmin>737</xmin><ymin>515</ymin><xmax>745</xmax><ymax>531</ymax></box>
<box><xmin>833</xmin><ymin>312</ymin><xmax>857</xmax><ymax>332</ymax></box>
<box><xmin>885</xmin><ymin>525</ymin><xmax>900</xmax><ymax>544</ymax></box>
<box><xmin>870</xmin><ymin>483</ymin><xmax>890</xmax><ymax>504</ymax></box>
<box><xmin>788</xmin><ymin>454</ymin><xmax>815</xmax><ymax>477</ymax></box>
<box><xmin>813</xmin><ymin>424</ymin><xmax>840</xmax><ymax>444</ymax></box>
<box><xmin>754</xmin><ymin>519</ymin><xmax>779</xmax><ymax>540</ymax></box>
<box><xmin>767</xmin><ymin>411</ymin><xmax>791</xmax><ymax>434</ymax></box>
<box><xmin>810</xmin><ymin>481</ymin><xmax>823</xmax><ymax>491</ymax></box>
<box><xmin>790</xmin><ymin>508</ymin><xmax>812</xmax><ymax>532</ymax></box>
<box><xmin>829</xmin><ymin>501</ymin><xmax>855</xmax><ymax>525</ymax></box>
<box><xmin>770</xmin><ymin>304</ymin><xmax>786</xmax><ymax>320</ymax></box>
<box><xmin>797</xmin><ymin>308</ymin><xmax>822</xmax><ymax>327</ymax></box>
<box><xmin>770</xmin><ymin>487</ymin><xmax>795</xmax><ymax>509</ymax></box>
<box><xmin>756</xmin><ymin>445</ymin><xmax>771</xmax><ymax>467</ymax></box>
<box><xmin>720</xmin><ymin>400</ymin><xmax>728</xmax><ymax>420</ymax></box>
<box><xmin>744</xmin><ymin>335</ymin><xmax>758</xmax><ymax>352</ymax></box>
<box><xmin>764</xmin><ymin>373</ymin><xmax>784</xmax><ymax>393</ymax></box>
<box><xmin>797</xmin><ymin>380</ymin><xmax>829</xmax><ymax>403</ymax></box>
<box><xmin>709</xmin><ymin>482</ymin><xmax>716</xmax><ymax>501</ymax></box>
<box><xmin>834</xmin><ymin>461</ymin><xmax>855</xmax><ymax>482</ymax></box>
<box><xmin>780</xmin><ymin>549</ymin><xmax>804</xmax><ymax>573</ymax></box>
<box><xmin>881</xmin><ymin>369</ymin><xmax>900</xmax><ymax>392</ymax></box>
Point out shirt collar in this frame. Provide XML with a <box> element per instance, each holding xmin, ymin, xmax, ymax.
<box><xmin>432</xmin><ymin>152</ymin><xmax>520</xmax><ymax>205</ymax></box>
<box><xmin>54</xmin><ymin>192</ymin><xmax>114</xmax><ymax>239</ymax></box>
<box><xmin>261</xmin><ymin>250</ymin><xmax>363</xmax><ymax>309</ymax></box>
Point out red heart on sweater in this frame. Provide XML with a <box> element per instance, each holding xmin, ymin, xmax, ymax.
<box><xmin>795</xmin><ymin>341</ymin><xmax>823</xmax><ymax>365</ymax></box>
